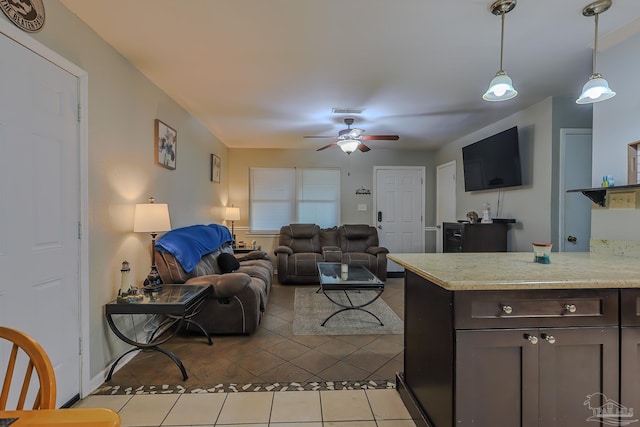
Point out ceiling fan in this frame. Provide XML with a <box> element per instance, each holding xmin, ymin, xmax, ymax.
<box><xmin>304</xmin><ymin>118</ymin><xmax>399</xmax><ymax>153</ymax></box>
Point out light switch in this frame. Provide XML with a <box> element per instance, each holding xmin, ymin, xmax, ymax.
<box><xmin>357</xmin><ymin>204</ymin><xmax>367</xmax><ymax>211</ymax></box>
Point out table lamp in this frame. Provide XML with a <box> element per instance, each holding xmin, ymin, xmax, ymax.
<box><xmin>134</xmin><ymin>197</ymin><xmax>171</xmax><ymax>289</ymax></box>
<box><xmin>225</xmin><ymin>206</ymin><xmax>240</xmax><ymax>247</ymax></box>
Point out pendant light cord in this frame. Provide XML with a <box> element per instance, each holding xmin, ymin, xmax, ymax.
<box><xmin>499</xmin><ymin>12</ymin><xmax>505</xmax><ymax>72</ymax></box>
<box><xmin>592</xmin><ymin>13</ymin><xmax>599</xmax><ymax>74</ymax></box>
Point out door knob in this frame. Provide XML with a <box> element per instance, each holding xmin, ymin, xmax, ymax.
<box><xmin>567</xmin><ymin>235</ymin><xmax>577</xmax><ymax>243</ymax></box>
<box><xmin>524</xmin><ymin>333</ymin><xmax>538</xmax><ymax>345</ymax></box>
<box><xmin>564</xmin><ymin>304</ymin><xmax>577</xmax><ymax>313</ymax></box>
<box><xmin>501</xmin><ymin>305</ymin><xmax>513</xmax><ymax>314</ymax></box>
<box><xmin>541</xmin><ymin>333</ymin><xmax>556</xmax><ymax>344</ymax></box>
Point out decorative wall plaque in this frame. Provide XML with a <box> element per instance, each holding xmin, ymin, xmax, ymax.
<box><xmin>0</xmin><ymin>0</ymin><xmax>45</xmax><ymax>33</ymax></box>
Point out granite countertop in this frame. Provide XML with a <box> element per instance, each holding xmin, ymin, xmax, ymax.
<box><xmin>387</xmin><ymin>252</ymin><xmax>640</xmax><ymax>291</ymax></box>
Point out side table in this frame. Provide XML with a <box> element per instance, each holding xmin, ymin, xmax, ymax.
<box><xmin>105</xmin><ymin>284</ymin><xmax>212</xmax><ymax>381</ymax></box>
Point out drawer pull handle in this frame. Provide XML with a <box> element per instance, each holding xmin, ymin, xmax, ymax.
<box><xmin>524</xmin><ymin>334</ymin><xmax>538</xmax><ymax>345</ymax></box>
<box><xmin>564</xmin><ymin>304</ymin><xmax>577</xmax><ymax>313</ymax></box>
<box><xmin>541</xmin><ymin>333</ymin><xmax>556</xmax><ymax>344</ymax></box>
<box><xmin>501</xmin><ymin>305</ymin><xmax>513</xmax><ymax>314</ymax></box>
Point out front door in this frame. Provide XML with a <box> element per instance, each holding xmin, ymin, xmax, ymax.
<box><xmin>374</xmin><ymin>167</ymin><xmax>425</xmax><ymax>272</ymax></box>
<box><xmin>0</xmin><ymin>32</ymin><xmax>81</xmax><ymax>407</ymax></box>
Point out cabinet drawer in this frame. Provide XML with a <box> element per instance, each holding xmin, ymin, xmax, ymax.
<box><xmin>621</xmin><ymin>289</ymin><xmax>640</xmax><ymax>326</ymax></box>
<box><xmin>455</xmin><ymin>289</ymin><xmax>618</xmax><ymax>329</ymax></box>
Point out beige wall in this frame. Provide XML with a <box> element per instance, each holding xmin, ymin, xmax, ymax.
<box><xmin>436</xmin><ymin>97</ymin><xmax>589</xmax><ymax>252</ymax></box>
<box><xmin>15</xmin><ymin>1</ymin><xmax>230</xmax><ymax>381</ymax></box>
<box><xmin>591</xmin><ymin>30</ymin><xmax>640</xmax><ymax>246</ymax></box>
<box><xmin>227</xmin><ymin>148</ymin><xmax>438</xmax><ymax>258</ymax></box>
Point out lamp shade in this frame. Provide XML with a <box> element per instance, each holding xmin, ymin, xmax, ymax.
<box><xmin>576</xmin><ymin>74</ymin><xmax>616</xmax><ymax>104</ymax></box>
<box><xmin>483</xmin><ymin>71</ymin><xmax>518</xmax><ymax>101</ymax></box>
<box><xmin>337</xmin><ymin>139</ymin><xmax>360</xmax><ymax>154</ymax></box>
<box><xmin>133</xmin><ymin>203</ymin><xmax>171</xmax><ymax>232</ymax></box>
<box><xmin>225</xmin><ymin>206</ymin><xmax>240</xmax><ymax>221</ymax></box>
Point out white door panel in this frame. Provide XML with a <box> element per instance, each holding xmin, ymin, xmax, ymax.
<box><xmin>374</xmin><ymin>167</ymin><xmax>425</xmax><ymax>272</ymax></box>
<box><xmin>436</xmin><ymin>161</ymin><xmax>457</xmax><ymax>253</ymax></box>
<box><xmin>0</xmin><ymin>33</ymin><xmax>80</xmax><ymax>407</ymax></box>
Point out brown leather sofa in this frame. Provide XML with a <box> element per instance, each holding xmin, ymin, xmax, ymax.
<box><xmin>154</xmin><ymin>225</ymin><xmax>273</xmax><ymax>335</ymax></box>
<box><xmin>275</xmin><ymin>223</ymin><xmax>388</xmax><ymax>284</ymax></box>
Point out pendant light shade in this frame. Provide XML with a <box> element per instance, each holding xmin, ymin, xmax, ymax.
<box><xmin>483</xmin><ymin>0</ymin><xmax>518</xmax><ymax>102</ymax></box>
<box><xmin>337</xmin><ymin>139</ymin><xmax>360</xmax><ymax>154</ymax></box>
<box><xmin>576</xmin><ymin>73</ymin><xmax>616</xmax><ymax>104</ymax></box>
<box><xmin>576</xmin><ymin>0</ymin><xmax>616</xmax><ymax>104</ymax></box>
<box><xmin>483</xmin><ymin>70</ymin><xmax>518</xmax><ymax>101</ymax></box>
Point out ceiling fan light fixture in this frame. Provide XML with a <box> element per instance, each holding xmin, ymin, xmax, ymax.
<box><xmin>337</xmin><ymin>139</ymin><xmax>360</xmax><ymax>154</ymax></box>
<box><xmin>483</xmin><ymin>70</ymin><xmax>518</xmax><ymax>101</ymax></box>
<box><xmin>576</xmin><ymin>73</ymin><xmax>616</xmax><ymax>104</ymax></box>
<box><xmin>483</xmin><ymin>0</ymin><xmax>518</xmax><ymax>103</ymax></box>
<box><xmin>576</xmin><ymin>0</ymin><xmax>616</xmax><ymax>104</ymax></box>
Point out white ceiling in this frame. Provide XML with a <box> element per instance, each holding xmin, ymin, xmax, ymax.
<box><xmin>61</xmin><ymin>0</ymin><xmax>640</xmax><ymax>151</ymax></box>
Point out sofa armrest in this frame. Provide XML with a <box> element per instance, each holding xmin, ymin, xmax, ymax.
<box><xmin>322</xmin><ymin>246</ymin><xmax>342</xmax><ymax>262</ymax></box>
<box><xmin>274</xmin><ymin>246</ymin><xmax>293</xmax><ymax>255</ymax></box>
<box><xmin>366</xmin><ymin>246</ymin><xmax>389</xmax><ymax>256</ymax></box>
<box><xmin>185</xmin><ymin>272</ymin><xmax>251</xmax><ymax>298</ymax></box>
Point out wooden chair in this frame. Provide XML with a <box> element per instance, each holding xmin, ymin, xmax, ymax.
<box><xmin>0</xmin><ymin>326</ymin><xmax>56</xmax><ymax>410</ymax></box>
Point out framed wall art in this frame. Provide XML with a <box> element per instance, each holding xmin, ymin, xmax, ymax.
<box><xmin>154</xmin><ymin>119</ymin><xmax>177</xmax><ymax>170</ymax></box>
<box><xmin>211</xmin><ymin>154</ymin><xmax>221</xmax><ymax>183</ymax></box>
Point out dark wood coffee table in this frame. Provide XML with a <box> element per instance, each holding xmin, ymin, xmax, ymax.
<box><xmin>317</xmin><ymin>262</ymin><xmax>385</xmax><ymax>327</ymax></box>
<box><xmin>105</xmin><ymin>284</ymin><xmax>212</xmax><ymax>381</ymax></box>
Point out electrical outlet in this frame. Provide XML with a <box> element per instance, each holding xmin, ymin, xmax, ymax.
<box><xmin>609</xmin><ymin>191</ymin><xmax>636</xmax><ymax>209</ymax></box>
<box><xmin>357</xmin><ymin>204</ymin><xmax>367</xmax><ymax>211</ymax></box>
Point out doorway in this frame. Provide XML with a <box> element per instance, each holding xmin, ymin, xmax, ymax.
<box><xmin>559</xmin><ymin>129</ymin><xmax>592</xmax><ymax>252</ymax></box>
<box><xmin>436</xmin><ymin>161</ymin><xmax>457</xmax><ymax>253</ymax></box>
<box><xmin>373</xmin><ymin>167</ymin><xmax>425</xmax><ymax>272</ymax></box>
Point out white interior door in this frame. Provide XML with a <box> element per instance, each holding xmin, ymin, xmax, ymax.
<box><xmin>559</xmin><ymin>129</ymin><xmax>592</xmax><ymax>252</ymax></box>
<box><xmin>374</xmin><ymin>167</ymin><xmax>425</xmax><ymax>272</ymax></box>
<box><xmin>0</xmin><ymin>32</ymin><xmax>80</xmax><ymax>407</ymax></box>
<box><xmin>436</xmin><ymin>161</ymin><xmax>457</xmax><ymax>253</ymax></box>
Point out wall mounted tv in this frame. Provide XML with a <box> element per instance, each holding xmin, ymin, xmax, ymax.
<box><xmin>462</xmin><ymin>126</ymin><xmax>523</xmax><ymax>192</ymax></box>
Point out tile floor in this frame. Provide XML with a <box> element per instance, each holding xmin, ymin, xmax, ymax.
<box><xmin>76</xmin><ymin>388</ymin><xmax>416</xmax><ymax>426</ymax></box>
<box><xmin>80</xmin><ymin>275</ymin><xmax>414</xmax><ymax>425</ymax></box>
<box><xmin>100</xmin><ymin>277</ymin><xmax>405</xmax><ymax>390</ymax></box>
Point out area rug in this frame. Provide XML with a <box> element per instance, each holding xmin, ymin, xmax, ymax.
<box><xmin>293</xmin><ymin>287</ymin><xmax>404</xmax><ymax>335</ymax></box>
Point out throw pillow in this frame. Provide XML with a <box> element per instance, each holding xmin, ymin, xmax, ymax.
<box><xmin>218</xmin><ymin>252</ymin><xmax>240</xmax><ymax>273</ymax></box>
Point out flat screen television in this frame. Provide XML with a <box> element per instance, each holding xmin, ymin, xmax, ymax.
<box><xmin>462</xmin><ymin>126</ymin><xmax>522</xmax><ymax>192</ymax></box>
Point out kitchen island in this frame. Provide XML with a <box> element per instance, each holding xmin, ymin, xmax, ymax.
<box><xmin>388</xmin><ymin>252</ymin><xmax>640</xmax><ymax>427</ymax></box>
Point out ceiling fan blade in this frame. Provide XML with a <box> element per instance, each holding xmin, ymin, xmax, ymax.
<box><xmin>361</xmin><ymin>135</ymin><xmax>399</xmax><ymax>141</ymax></box>
<box><xmin>358</xmin><ymin>143</ymin><xmax>371</xmax><ymax>152</ymax></box>
<box><xmin>316</xmin><ymin>142</ymin><xmax>338</xmax><ymax>151</ymax></box>
<box><xmin>304</xmin><ymin>135</ymin><xmax>335</xmax><ymax>139</ymax></box>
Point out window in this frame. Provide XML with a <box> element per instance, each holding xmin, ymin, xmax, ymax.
<box><xmin>249</xmin><ymin>168</ymin><xmax>340</xmax><ymax>232</ymax></box>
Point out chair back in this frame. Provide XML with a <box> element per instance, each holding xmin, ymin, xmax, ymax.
<box><xmin>0</xmin><ymin>326</ymin><xmax>56</xmax><ymax>410</ymax></box>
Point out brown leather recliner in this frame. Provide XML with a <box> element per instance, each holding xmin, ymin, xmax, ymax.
<box><xmin>274</xmin><ymin>223</ymin><xmax>388</xmax><ymax>284</ymax></box>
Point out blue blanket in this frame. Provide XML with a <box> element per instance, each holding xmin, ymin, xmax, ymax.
<box><xmin>156</xmin><ymin>224</ymin><xmax>233</xmax><ymax>273</ymax></box>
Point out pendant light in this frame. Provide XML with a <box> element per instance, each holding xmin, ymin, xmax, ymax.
<box><xmin>576</xmin><ymin>0</ymin><xmax>616</xmax><ymax>104</ymax></box>
<box><xmin>483</xmin><ymin>0</ymin><xmax>518</xmax><ymax>102</ymax></box>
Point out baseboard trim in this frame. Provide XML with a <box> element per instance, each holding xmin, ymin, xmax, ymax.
<box><xmin>87</xmin><ymin>350</ymin><xmax>141</xmax><ymax>397</ymax></box>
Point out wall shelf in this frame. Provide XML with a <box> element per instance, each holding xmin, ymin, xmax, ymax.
<box><xmin>568</xmin><ymin>184</ymin><xmax>640</xmax><ymax>207</ymax></box>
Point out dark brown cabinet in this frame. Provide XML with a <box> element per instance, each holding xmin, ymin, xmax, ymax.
<box><xmin>443</xmin><ymin>222</ymin><xmax>508</xmax><ymax>252</ymax></box>
<box><xmin>620</xmin><ymin>289</ymin><xmax>640</xmax><ymax>415</ymax></box>
<box><xmin>400</xmin><ymin>270</ymin><xmax>621</xmax><ymax>427</ymax></box>
<box><xmin>456</xmin><ymin>327</ymin><xmax>618</xmax><ymax>427</ymax></box>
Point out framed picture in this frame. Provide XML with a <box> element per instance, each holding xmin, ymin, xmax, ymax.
<box><xmin>211</xmin><ymin>154</ymin><xmax>221</xmax><ymax>183</ymax></box>
<box><xmin>154</xmin><ymin>119</ymin><xmax>177</xmax><ymax>170</ymax></box>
